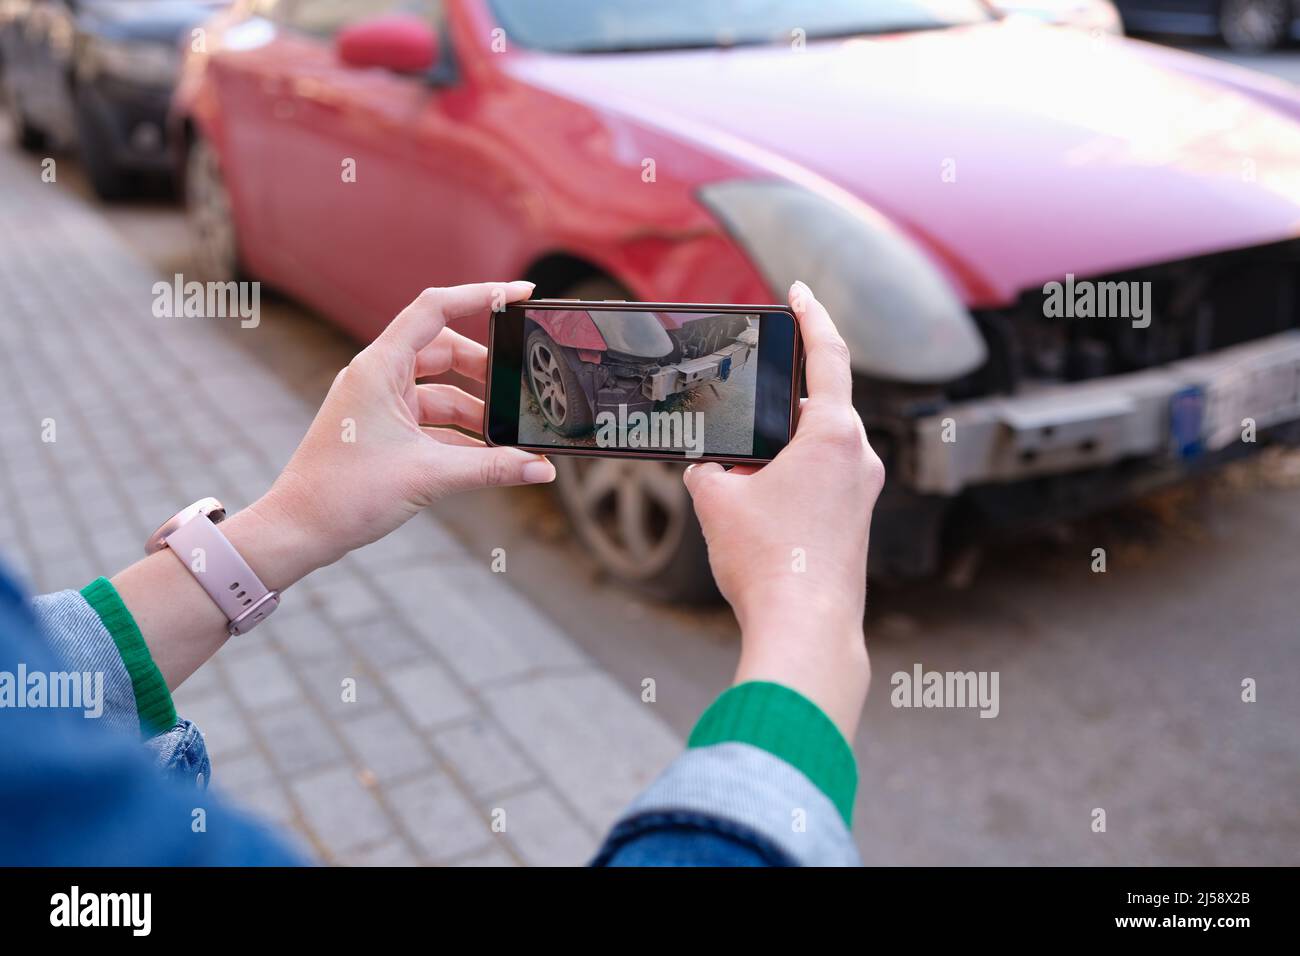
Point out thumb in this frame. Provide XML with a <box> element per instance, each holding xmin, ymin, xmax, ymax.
<box><xmin>682</xmin><ymin>461</ymin><xmax>726</xmax><ymax>500</ymax></box>
<box><xmin>434</xmin><ymin>445</ymin><xmax>556</xmax><ymax>496</ymax></box>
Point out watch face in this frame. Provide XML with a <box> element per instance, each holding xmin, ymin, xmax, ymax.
<box><xmin>144</xmin><ymin>498</ymin><xmax>225</xmax><ymax>555</ymax></box>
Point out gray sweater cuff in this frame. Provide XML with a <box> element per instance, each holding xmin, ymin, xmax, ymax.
<box><xmin>30</xmin><ymin>589</ymin><xmax>141</xmax><ymax>739</ymax></box>
<box><xmin>619</xmin><ymin>741</ymin><xmax>861</xmax><ymax>866</ymax></box>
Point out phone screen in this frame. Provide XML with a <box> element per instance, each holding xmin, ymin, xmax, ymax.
<box><xmin>486</xmin><ymin>302</ymin><xmax>800</xmax><ymax>462</ymax></box>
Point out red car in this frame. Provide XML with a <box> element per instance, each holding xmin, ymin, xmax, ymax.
<box><xmin>174</xmin><ymin>0</ymin><xmax>1300</xmax><ymax>600</ymax></box>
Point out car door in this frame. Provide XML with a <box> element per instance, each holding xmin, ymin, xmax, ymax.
<box><xmin>258</xmin><ymin>0</ymin><xmax>471</xmax><ymax>339</ymax></box>
<box><xmin>196</xmin><ymin>0</ymin><xmax>314</xmax><ymax>282</ymax></box>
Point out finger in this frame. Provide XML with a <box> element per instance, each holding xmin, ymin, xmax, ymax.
<box><xmin>381</xmin><ymin>280</ymin><xmax>534</xmax><ymax>354</ymax></box>
<box><xmin>416</xmin><ymin>383</ymin><xmax>484</xmax><ymax>434</ymax></box>
<box><xmin>415</xmin><ymin>327</ymin><xmax>489</xmax><ymax>382</ymax></box>
<box><xmin>418</xmin><ymin>327</ymin><xmax>488</xmax><ymax>382</ymax></box>
<box><xmin>789</xmin><ymin>281</ymin><xmax>853</xmax><ymax>404</ymax></box>
<box><xmin>432</xmin><ymin>444</ymin><xmax>555</xmax><ymax>494</ymax></box>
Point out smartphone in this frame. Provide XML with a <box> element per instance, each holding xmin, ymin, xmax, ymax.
<box><xmin>485</xmin><ymin>300</ymin><xmax>802</xmax><ymax>464</ymax></box>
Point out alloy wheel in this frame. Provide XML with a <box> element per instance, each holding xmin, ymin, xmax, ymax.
<box><xmin>1220</xmin><ymin>0</ymin><xmax>1288</xmax><ymax>51</ymax></box>
<box><xmin>553</xmin><ymin>456</ymin><xmax>692</xmax><ymax>581</ymax></box>
<box><xmin>528</xmin><ymin>338</ymin><xmax>569</xmax><ymax>429</ymax></box>
<box><xmin>186</xmin><ymin>138</ymin><xmax>238</xmax><ymax>282</ymax></box>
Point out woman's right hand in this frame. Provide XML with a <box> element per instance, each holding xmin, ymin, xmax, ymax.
<box><xmin>682</xmin><ymin>282</ymin><xmax>885</xmax><ymax>740</ymax></box>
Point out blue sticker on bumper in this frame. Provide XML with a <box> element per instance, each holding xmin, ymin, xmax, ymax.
<box><xmin>1169</xmin><ymin>385</ymin><xmax>1206</xmax><ymax>461</ymax></box>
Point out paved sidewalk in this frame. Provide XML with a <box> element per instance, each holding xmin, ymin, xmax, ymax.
<box><xmin>0</xmin><ymin>148</ymin><xmax>682</xmax><ymax>865</ymax></box>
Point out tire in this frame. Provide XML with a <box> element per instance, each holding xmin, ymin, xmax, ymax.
<box><xmin>15</xmin><ymin>117</ymin><xmax>45</xmax><ymax>152</ymax></box>
<box><xmin>1219</xmin><ymin>0</ymin><xmax>1289</xmax><ymax>51</ymax></box>
<box><xmin>185</xmin><ymin>133</ymin><xmax>240</xmax><ymax>282</ymax></box>
<box><xmin>10</xmin><ymin>102</ymin><xmax>46</xmax><ymax>152</ymax></box>
<box><xmin>4</xmin><ymin>82</ymin><xmax>48</xmax><ymax>152</ymax></box>
<box><xmin>525</xmin><ymin>328</ymin><xmax>595</xmax><ymax>437</ymax></box>
<box><xmin>548</xmin><ymin>276</ymin><xmax>719</xmax><ymax>603</ymax></box>
<box><xmin>72</xmin><ymin>87</ymin><xmax>131</xmax><ymax>200</ymax></box>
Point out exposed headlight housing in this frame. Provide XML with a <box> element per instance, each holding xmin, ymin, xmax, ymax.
<box><xmin>698</xmin><ymin>180</ymin><xmax>986</xmax><ymax>384</ymax></box>
<box><xmin>588</xmin><ymin>310</ymin><xmax>674</xmax><ymax>358</ymax></box>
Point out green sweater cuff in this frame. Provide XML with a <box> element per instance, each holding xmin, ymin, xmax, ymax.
<box><xmin>80</xmin><ymin>577</ymin><xmax>177</xmax><ymax>738</ymax></box>
<box><xmin>689</xmin><ymin>680</ymin><xmax>857</xmax><ymax>827</ymax></box>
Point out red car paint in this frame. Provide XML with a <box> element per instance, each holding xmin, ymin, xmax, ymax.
<box><xmin>530</xmin><ymin>309</ymin><xmax>608</xmax><ymax>352</ymax></box>
<box><xmin>173</xmin><ymin>3</ymin><xmax>1300</xmax><ymax>344</ymax></box>
<box><xmin>530</xmin><ymin>308</ymin><xmax>722</xmax><ymax>353</ymax></box>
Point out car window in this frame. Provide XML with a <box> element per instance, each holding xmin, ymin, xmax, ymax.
<box><xmin>284</xmin><ymin>0</ymin><xmax>440</xmax><ymax>38</ymax></box>
<box><xmin>248</xmin><ymin>0</ymin><xmax>287</xmax><ymax>21</ymax></box>
<box><xmin>488</xmin><ymin>0</ymin><xmax>990</xmax><ymax>53</ymax></box>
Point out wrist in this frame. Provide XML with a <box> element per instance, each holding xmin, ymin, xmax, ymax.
<box><xmin>732</xmin><ymin>590</ymin><xmax>870</xmax><ymax>742</ymax></box>
<box><xmin>221</xmin><ymin>494</ymin><xmax>328</xmax><ymax>593</ymax></box>
<box><xmin>732</xmin><ymin>580</ymin><xmax>865</xmax><ymax>647</ymax></box>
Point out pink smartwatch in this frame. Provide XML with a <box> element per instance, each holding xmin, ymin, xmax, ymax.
<box><xmin>145</xmin><ymin>497</ymin><xmax>280</xmax><ymax>636</ymax></box>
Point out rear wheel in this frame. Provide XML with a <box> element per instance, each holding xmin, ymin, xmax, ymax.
<box><xmin>1220</xmin><ymin>0</ymin><xmax>1289</xmax><ymax>51</ymax></box>
<box><xmin>548</xmin><ymin>276</ymin><xmax>718</xmax><ymax>603</ymax></box>
<box><xmin>185</xmin><ymin>133</ymin><xmax>239</xmax><ymax>282</ymax></box>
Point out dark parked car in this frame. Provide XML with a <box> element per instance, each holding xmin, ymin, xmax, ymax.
<box><xmin>1</xmin><ymin>0</ymin><xmax>224</xmax><ymax>197</ymax></box>
<box><xmin>1115</xmin><ymin>0</ymin><xmax>1299</xmax><ymax>51</ymax></box>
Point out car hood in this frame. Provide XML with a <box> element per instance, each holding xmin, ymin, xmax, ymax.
<box><xmin>81</xmin><ymin>0</ymin><xmax>226</xmax><ymax>42</ymax></box>
<box><xmin>510</xmin><ymin>20</ymin><xmax>1300</xmax><ymax>306</ymax></box>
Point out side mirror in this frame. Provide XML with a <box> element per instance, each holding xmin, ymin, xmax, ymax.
<box><xmin>336</xmin><ymin>14</ymin><xmax>438</xmax><ymax>75</ymax></box>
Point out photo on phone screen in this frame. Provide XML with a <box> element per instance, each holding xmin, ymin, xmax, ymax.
<box><xmin>486</xmin><ymin>303</ymin><xmax>800</xmax><ymax>463</ymax></box>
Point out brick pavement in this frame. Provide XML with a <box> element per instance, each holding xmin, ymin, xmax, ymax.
<box><xmin>0</xmin><ymin>147</ymin><xmax>682</xmax><ymax>865</ymax></box>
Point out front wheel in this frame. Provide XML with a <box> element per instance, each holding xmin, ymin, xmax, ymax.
<box><xmin>526</xmin><ymin>328</ymin><xmax>594</xmax><ymax>437</ymax></box>
<box><xmin>1220</xmin><ymin>0</ymin><xmax>1289</xmax><ymax>51</ymax></box>
<box><xmin>553</xmin><ymin>456</ymin><xmax>718</xmax><ymax>603</ymax></box>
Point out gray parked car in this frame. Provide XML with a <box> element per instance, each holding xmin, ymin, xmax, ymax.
<box><xmin>1</xmin><ymin>0</ymin><xmax>224</xmax><ymax>197</ymax></box>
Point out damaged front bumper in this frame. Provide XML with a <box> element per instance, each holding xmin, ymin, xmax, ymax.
<box><xmin>640</xmin><ymin>327</ymin><xmax>760</xmax><ymax>403</ymax></box>
<box><xmin>912</xmin><ymin>331</ymin><xmax>1300</xmax><ymax>495</ymax></box>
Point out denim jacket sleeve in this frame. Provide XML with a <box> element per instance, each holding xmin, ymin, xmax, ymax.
<box><xmin>32</xmin><ymin>588</ymin><xmax>142</xmax><ymax>738</ymax></box>
<box><xmin>1</xmin><ymin>562</ymin><xmax>305</xmax><ymax>864</ymax></box>
<box><xmin>593</xmin><ymin>682</ymin><xmax>862</xmax><ymax>867</ymax></box>
<box><xmin>31</xmin><ymin>584</ymin><xmax>209</xmax><ymax>785</ymax></box>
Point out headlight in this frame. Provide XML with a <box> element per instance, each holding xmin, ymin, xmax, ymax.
<box><xmin>698</xmin><ymin>180</ymin><xmax>986</xmax><ymax>384</ymax></box>
<box><xmin>83</xmin><ymin>37</ymin><xmax>180</xmax><ymax>86</ymax></box>
<box><xmin>996</xmin><ymin>1</ymin><xmax>1124</xmax><ymax>35</ymax></box>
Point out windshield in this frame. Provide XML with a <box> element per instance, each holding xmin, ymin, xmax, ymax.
<box><xmin>487</xmin><ymin>0</ymin><xmax>991</xmax><ymax>53</ymax></box>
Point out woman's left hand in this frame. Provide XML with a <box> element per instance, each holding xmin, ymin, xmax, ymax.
<box><xmin>243</xmin><ymin>281</ymin><xmax>555</xmax><ymax>583</ymax></box>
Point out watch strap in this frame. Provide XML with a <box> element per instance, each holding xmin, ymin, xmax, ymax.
<box><xmin>163</xmin><ymin>515</ymin><xmax>279</xmax><ymax>635</ymax></box>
